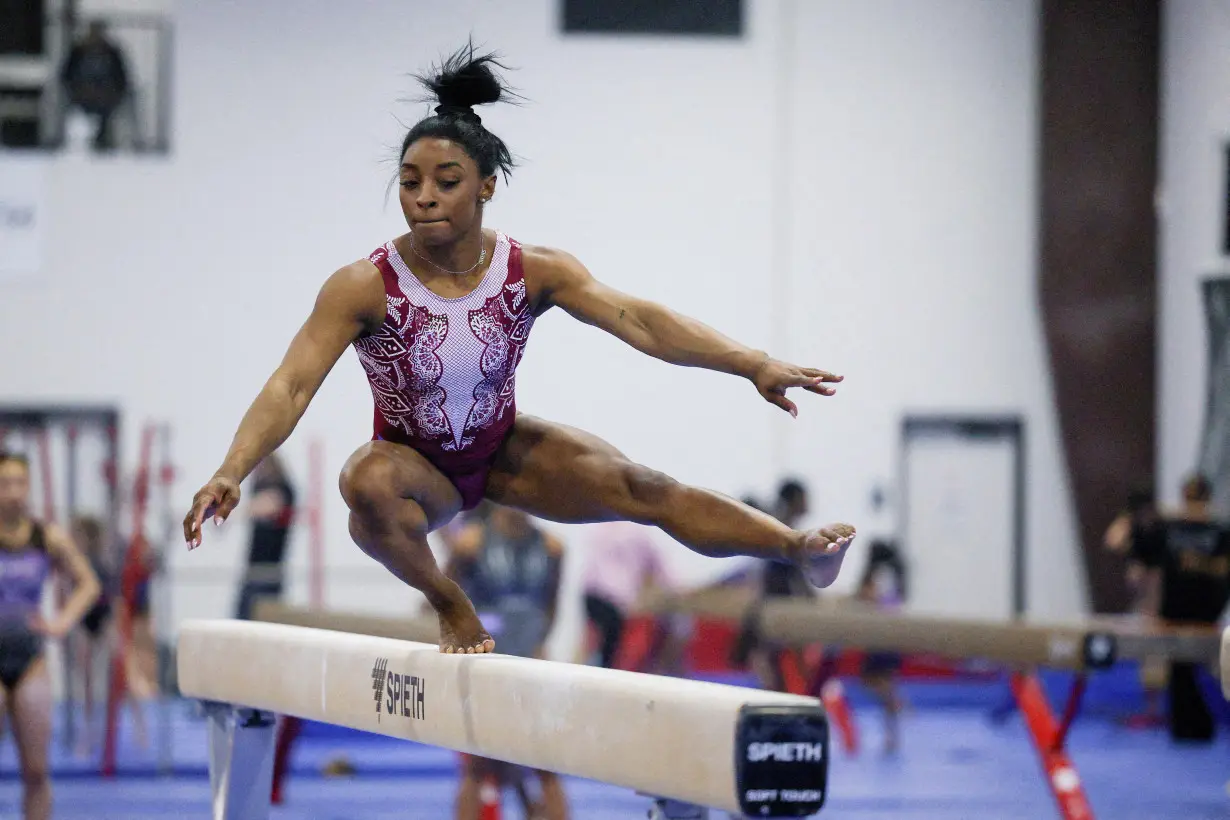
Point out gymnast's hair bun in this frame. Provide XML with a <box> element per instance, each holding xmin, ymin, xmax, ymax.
<box><xmin>418</xmin><ymin>42</ymin><xmax>512</xmax><ymax>119</ymax></box>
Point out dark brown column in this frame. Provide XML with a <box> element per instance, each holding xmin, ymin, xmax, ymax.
<box><xmin>1039</xmin><ymin>0</ymin><xmax>1159</xmax><ymax>612</ymax></box>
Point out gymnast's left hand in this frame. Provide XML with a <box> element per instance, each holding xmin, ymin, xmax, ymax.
<box><xmin>183</xmin><ymin>474</ymin><xmax>243</xmax><ymax>550</ymax></box>
<box><xmin>752</xmin><ymin>358</ymin><xmax>843</xmax><ymax>417</ymax></box>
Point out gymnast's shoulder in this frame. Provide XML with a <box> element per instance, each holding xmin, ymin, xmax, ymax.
<box><xmin>312</xmin><ymin>258</ymin><xmax>387</xmax><ymax>322</ymax></box>
<box><xmin>516</xmin><ymin>243</ymin><xmax>606</xmax><ymax>312</ymax></box>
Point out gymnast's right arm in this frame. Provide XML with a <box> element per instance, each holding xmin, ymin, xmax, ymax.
<box><xmin>183</xmin><ymin>261</ymin><xmax>385</xmax><ymax>548</ymax></box>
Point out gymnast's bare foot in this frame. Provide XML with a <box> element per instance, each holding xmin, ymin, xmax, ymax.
<box><xmin>436</xmin><ymin>595</ymin><xmax>495</xmax><ymax>654</ymax></box>
<box><xmin>798</xmin><ymin>523</ymin><xmax>857</xmax><ymax>589</ymax></box>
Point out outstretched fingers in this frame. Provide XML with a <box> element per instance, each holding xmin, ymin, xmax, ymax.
<box><xmin>212</xmin><ymin>490</ymin><xmax>241</xmax><ymax>525</ymax></box>
<box><xmin>763</xmin><ymin>389</ymin><xmax>799</xmax><ymax>418</ymax></box>
<box><xmin>804</xmin><ymin>368</ymin><xmax>843</xmax><ymax>383</ymax></box>
<box><xmin>183</xmin><ymin>493</ymin><xmax>218</xmax><ymax>549</ymax></box>
<box><xmin>800</xmin><ymin>369</ymin><xmax>842</xmax><ymax>396</ymax></box>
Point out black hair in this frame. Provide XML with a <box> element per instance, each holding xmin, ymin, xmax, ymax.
<box><xmin>777</xmin><ymin>479</ymin><xmax>807</xmax><ymax>505</ymax></box>
<box><xmin>858</xmin><ymin>539</ymin><xmax>908</xmax><ymax>601</ymax></box>
<box><xmin>1184</xmin><ymin>473</ymin><xmax>1212</xmax><ymax>503</ymax></box>
<box><xmin>0</xmin><ymin>450</ymin><xmax>29</xmax><ymax>470</ymax></box>
<box><xmin>399</xmin><ymin>43</ymin><xmax>518</xmax><ymax>182</ymax></box>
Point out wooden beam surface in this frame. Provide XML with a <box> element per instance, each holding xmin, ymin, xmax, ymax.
<box><xmin>178</xmin><ymin>620</ymin><xmax>821</xmax><ymax>813</ymax></box>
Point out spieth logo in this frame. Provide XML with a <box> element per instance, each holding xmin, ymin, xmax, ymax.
<box><xmin>746</xmin><ymin>742</ymin><xmax>825</xmax><ymax>763</ymax></box>
<box><xmin>372</xmin><ymin>658</ymin><xmax>390</xmax><ymax>720</ymax></box>
<box><xmin>371</xmin><ymin>657</ymin><xmax>425</xmax><ymax>723</ymax></box>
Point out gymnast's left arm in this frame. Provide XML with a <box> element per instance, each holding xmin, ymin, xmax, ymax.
<box><xmin>530</xmin><ymin>246</ymin><xmax>843</xmax><ymax>416</ymax></box>
<box><xmin>37</xmin><ymin>524</ymin><xmax>102</xmax><ymax>639</ymax></box>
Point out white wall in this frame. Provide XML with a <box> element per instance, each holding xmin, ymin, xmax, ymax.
<box><xmin>1160</xmin><ymin>0</ymin><xmax>1230</xmax><ymax>507</ymax></box>
<box><xmin>778</xmin><ymin>0</ymin><xmax>1083</xmax><ymax>619</ymax></box>
<box><xmin>0</xmin><ymin>0</ymin><xmax>1086</xmax><ymax>659</ymax></box>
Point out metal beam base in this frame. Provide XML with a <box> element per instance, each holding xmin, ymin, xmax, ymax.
<box><xmin>648</xmin><ymin>798</ymin><xmax>710</xmax><ymax>819</ymax></box>
<box><xmin>204</xmin><ymin>702</ymin><xmax>277</xmax><ymax>820</ymax></box>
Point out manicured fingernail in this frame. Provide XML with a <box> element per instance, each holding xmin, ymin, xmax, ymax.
<box><xmin>213</xmin><ymin>516</ymin><xmax>222</xmax><ymax>527</ymax></box>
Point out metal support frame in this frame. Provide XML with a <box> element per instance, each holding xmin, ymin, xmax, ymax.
<box><xmin>1010</xmin><ymin>672</ymin><xmax>1095</xmax><ymax>820</ymax></box>
<box><xmin>648</xmin><ymin>798</ymin><xmax>709</xmax><ymax>819</ymax></box>
<box><xmin>204</xmin><ymin>702</ymin><xmax>277</xmax><ymax>820</ymax></box>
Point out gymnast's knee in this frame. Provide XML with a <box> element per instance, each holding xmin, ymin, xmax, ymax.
<box><xmin>619</xmin><ymin>463</ymin><xmax>681</xmax><ymax>520</ymax></box>
<box><xmin>340</xmin><ymin>445</ymin><xmax>402</xmax><ymax>514</ymax></box>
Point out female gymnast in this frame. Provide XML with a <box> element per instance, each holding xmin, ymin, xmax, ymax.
<box><xmin>183</xmin><ymin>45</ymin><xmax>856</xmax><ymax>654</ymax></box>
<box><xmin>0</xmin><ymin>452</ymin><xmax>100</xmax><ymax>819</ymax></box>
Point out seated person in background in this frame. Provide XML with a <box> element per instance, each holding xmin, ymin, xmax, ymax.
<box><xmin>1133</xmin><ymin>473</ymin><xmax>1229</xmax><ymax>743</ymax></box>
<box><xmin>447</xmin><ymin>505</ymin><xmax>567</xmax><ymax>820</ymax></box>
<box><xmin>856</xmin><ymin>539</ymin><xmax>907</xmax><ymax>755</ymax></box>
<box><xmin>581</xmin><ymin>521</ymin><xmax>672</xmax><ymax>670</ymax></box>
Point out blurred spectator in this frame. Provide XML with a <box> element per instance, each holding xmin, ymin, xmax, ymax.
<box><xmin>235</xmin><ymin>454</ymin><xmax>296</xmax><ymax>621</ymax></box>
<box><xmin>1102</xmin><ymin>485</ymin><xmax>1165</xmax><ymax>725</ymax></box>
<box><xmin>761</xmin><ymin>479</ymin><xmax>813</xmax><ymax>600</ymax></box>
<box><xmin>70</xmin><ymin>514</ymin><xmax>114</xmax><ymax>756</ymax></box>
<box><xmin>60</xmin><ymin>20</ymin><xmax>130</xmax><ymax>152</ymax></box>
<box><xmin>581</xmin><ymin>521</ymin><xmax>672</xmax><ymax>669</ymax></box>
<box><xmin>856</xmin><ymin>539</ymin><xmax>907</xmax><ymax>755</ymax></box>
<box><xmin>1133</xmin><ymin>473</ymin><xmax>1229</xmax><ymax>743</ymax></box>
<box><xmin>741</xmin><ymin>479</ymin><xmax>816</xmax><ymax>692</ymax></box>
<box><xmin>447</xmin><ymin>505</ymin><xmax>567</xmax><ymax>820</ymax></box>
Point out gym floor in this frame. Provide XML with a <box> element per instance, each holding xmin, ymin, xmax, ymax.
<box><xmin>0</xmin><ymin>675</ymin><xmax>1220</xmax><ymax>819</ymax></box>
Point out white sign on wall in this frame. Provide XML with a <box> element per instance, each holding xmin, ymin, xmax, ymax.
<box><xmin>0</xmin><ymin>155</ymin><xmax>48</xmax><ymax>280</ymax></box>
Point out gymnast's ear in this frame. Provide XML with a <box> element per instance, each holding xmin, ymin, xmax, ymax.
<box><xmin>479</xmin><ymin>175</ymin><xmax>496</xmax><ymax>204</ymax></box>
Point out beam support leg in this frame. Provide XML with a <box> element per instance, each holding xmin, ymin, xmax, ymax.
<box><xmin>205</xmin><ymin>702</ymin><xmax>277</xmax><ymax>820</ymax></box>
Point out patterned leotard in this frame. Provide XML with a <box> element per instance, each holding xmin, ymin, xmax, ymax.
<box><xmin>353</xmin><ymin>233</ymin><xmax>535</xmax><ymax>508</ymax></box>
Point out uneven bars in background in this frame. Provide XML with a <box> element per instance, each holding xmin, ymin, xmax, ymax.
<box><xmin>179</xmin><ymin>620</ymin><xmax>831</xmax><ymax>819</ymax></box>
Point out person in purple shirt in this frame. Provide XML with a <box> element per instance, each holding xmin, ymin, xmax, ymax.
<box><xmin>0</xmin><ymin>452</ymin><xmax>99</xmax><ymax>820</ymax></box>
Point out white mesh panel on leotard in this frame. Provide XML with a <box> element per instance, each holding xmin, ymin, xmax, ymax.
<box><xmin>383</xmin><ymin>234</ymin><xmax>514</xmax><ymax>450</ymax></box>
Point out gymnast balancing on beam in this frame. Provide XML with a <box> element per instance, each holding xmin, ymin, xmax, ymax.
<box><xmin>182</xmin><ymin>44</ymin><xmax>856</xmax><ymax>654</ymax></box>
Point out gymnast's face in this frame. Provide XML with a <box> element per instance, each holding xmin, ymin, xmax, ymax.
<box><xmin>399</xmin><ymin>138</ymin><xmax>496</xmax><ymax>247</ymax></box>
<box><xmin>0</xmin><ymin>460</ymin><xmax>30</xmax><ymax>522</ymax></box>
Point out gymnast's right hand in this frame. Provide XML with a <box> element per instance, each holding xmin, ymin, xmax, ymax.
<box><xmin>183</xmin><ymin>475</ymin><xmax>242</xmax><ymax>550</ymax></box>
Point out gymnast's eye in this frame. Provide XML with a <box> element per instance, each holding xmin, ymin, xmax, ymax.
<box><xmin>400</xmin><ymin>180</ymin><xmax>418</xmax><ymax>190</ymax></box>
<box><xmin>438</xmin><ymin>179</ymin><xmax>460</xmax><ymax>190</ymax></box>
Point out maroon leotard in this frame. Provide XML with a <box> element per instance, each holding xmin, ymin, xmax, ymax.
<box><xmin>353</xmin><ymin>233</ymin><xmax>535</xmax><ymax>509</ymax></box>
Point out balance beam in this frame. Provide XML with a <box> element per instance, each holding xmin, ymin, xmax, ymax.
<box><xmin>752</xmin><ymin>601</ymin><xmax>1220</xmax><ymax>820</ymax></box>
<box><xmin>759</xmin><ymin>600</ymin><xmax>1221</xmax><ymax>671</ymax></box>
<box><xmin>178</xmin><ymin>620</ymin><xmax>829</xmax><ymax>820</ymax></box>
<box><xmin>251</xmin><ymin>599</ymin><xmax>440</xmax><ymax>643</ymax></box>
